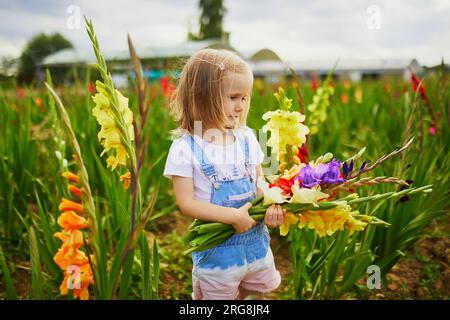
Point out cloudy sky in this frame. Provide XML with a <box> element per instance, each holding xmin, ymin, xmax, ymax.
<box><xmin>1</xmin><ymin>0</ymin><xmax>449</xmax><ymax>66</ymax></box>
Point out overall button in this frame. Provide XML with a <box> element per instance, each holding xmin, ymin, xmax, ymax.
<box><xmin>213</xmin><ymin>182</ymin><xmax>221</xmax><ymax>189</ymax></box>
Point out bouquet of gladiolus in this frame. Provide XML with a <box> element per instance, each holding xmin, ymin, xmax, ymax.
<box><xmin>182</xmin><ymin>88</ymin><xmax>432</xmax><ymax>255</ymax></box>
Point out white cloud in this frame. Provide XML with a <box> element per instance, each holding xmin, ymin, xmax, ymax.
<box><xmin>0</xmin><ymin>0</ymin><xmax>449</xmax><ymax>66</ymax></box>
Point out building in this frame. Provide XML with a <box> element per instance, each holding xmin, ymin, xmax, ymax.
<box><xmin>41</xmin><ymin>40</ymin><xmax>425</xmax><ymax>85</ymax></box>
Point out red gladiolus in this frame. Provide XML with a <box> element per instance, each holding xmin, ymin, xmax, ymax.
<box><xmin>410</xmin><ymin>73</ymin><xmax>437</xmax><ymax>136</ymax></box>
<box><xmin>410</xmin><ymin>73</ymin><xmax>429</xmax><ymax>102</ymax></box>
<box><xmin>88</xmin><ymin>82</ymin><xmax>96</xmax><ymax>95</ymax></box>
<box><xmin>160</xmin><ymin>75</ymin><xmax>175</xmax><ymax>98</ymax></box>
<box><xmin>297</xmin><ymin>145</ymin><xmax>309</xmax><ymax>163</ymax></box>
<box><xmin>310</xmin><ymin>75</ymin><xmax>318</xmax><ymax>92</ymax></box>
<box><xmin>16</xmin><ymin>88</ymin><xmax>25</xmax><ymax>99</ymax></box>
<box><xmin>270</xmin><ymin>178</ymin><xmax>294</xmax><ymax>195</ymax></box>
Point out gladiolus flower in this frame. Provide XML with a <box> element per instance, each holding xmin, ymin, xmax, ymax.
<box><xmin>54</xmin><ymin>247</ymin><xmax>89</xmax><ymax>270</ymax></box>
<box><xmin>88</xmin><ymin>81</ymin><xmax>96</xmax><ymax>95</ymax></box>
<box><xmin>307</xmin><ymin>84</ymin><xmax>334</xmax><ymax>135</ymax></box>
<box><xmin>410</xmin><ymin>73</ymin><xmax>429</xmax><ymax>102</ymax></box>
<box><xmin>160</xmin><ymin>75</ymin><xmax>175</xmax><ymax>97</ymax></box>
<box><xmin>290</xmin><ymin>182</ymin><xmax>329</xmax><ymax>207</ymax></box>
<box><xmin>279</xmin><ymin>212</ymin><xmax>298</xmax><ymax>236</ymax></box>
<box><xmin>62</xmin><ymin>172</ymin><xmax>79</xmax><ymax>184</ymax></box>
<box><xmin>92</xmin><ymin>80</ymin><xmax>134</xmax><ymax>171</ymax></box>
<box><xmin>296</xmin><ymin>203</ymin><xmax>365</xmax><ymax>237</ymax></box>
<box><xmin>119</xmin><ymin>171</ymin><xmax>131</xmax><ymax>190</ymax></box>
<box><xmin>257</xmin><ymin>176</ymin><xmax>289</xmax><ymax>205</ymax></box>
<box><xmin>354</xmin><ymin>88</ymin><xmax>363</xmax><ymax>104</ymax></box>
<box><xmin>68</xmin><ymin>185</ymin><xmax>82</xmax><ymax>197</ymax></box>
<box><xmin>310</xmin><ymin>75</ymin><xmax>318</xmax><ymax>92</ymax></box>
<box><xmin>59</xmin><ymin>198</ymin><xmax>84</xmax><ymax>214</ymax></box>
<box><xmin>297</xmin><ymin>145</ymin><xmax>309</xmax><ymax>163</ymax></box>
<box><xmin>54</xmin><ymin>229</ymin><xmax>85</xmax><ymax>250</ymax></box>
<box><xmin>281</xmin><ymin>163</ymin><xmax>305</xmax><ymax>181</ymax></box>
<box><xmin>54</xmin><ymin>198</ymin><xmax>93</xmax><ymax>299</ymax></box>
<box><xmin>295</xmin><ymin>159</ymin><xmax>345</xmax><ymax>188</ymax></box>
<box><xmin>16</xmin><ymin>88</ymin><xmax>26</xmax><ymax>99</ymax></box>
<box><xmin>262</xmin><ymin>109</ymin><xmax>309</xmax><ymax>159</ymax></box>
<box><xmin>269</xmin><ymin>178</ymin><xmax>294</xmax><ymax>194</ymax></box>
<box><xmin>57</xmin><ymin>211</ymin><xmax>89</xmax><ymax>230</ymax></box>
<box><xmin>59</xmin><ymin>263</ymin><xmax>94</xmax><ymax>300</ymax></box>
<box><xmin>34</xmin><ymin>97</ymin><xmax>43</xmax><ymax>106</ymax></box>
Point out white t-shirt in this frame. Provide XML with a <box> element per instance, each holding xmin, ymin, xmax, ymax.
<box><xmin>163</xmin><ymin>127</ymin><xmax>265</xmax><ymax>202</ymax></box>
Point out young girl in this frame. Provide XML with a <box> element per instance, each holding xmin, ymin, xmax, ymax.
<box><xmin>163</xmin><ymin>49</ymin><xmax>285</xmax><ymax>300</ymax></box>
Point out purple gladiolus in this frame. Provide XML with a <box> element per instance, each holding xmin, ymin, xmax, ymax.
<box><xmin>322</xmin><ymin>159</ymin><xmax>345</xmax><ymax>184</ymax></box>
<box><xmin>295</xmin><ymin>165</ymin><xmax>316</xmax><ymax>187</ymax></box>
<box><xmin>295</xmin><ymin>159</ymin><xmax>345</xmax><ymax>188</ymax></box>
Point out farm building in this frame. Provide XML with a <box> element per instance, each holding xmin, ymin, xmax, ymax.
<box><xmin>40</xmin><ymin>39</ymin><xmax>424</xmax><ymax>85</ymax></box>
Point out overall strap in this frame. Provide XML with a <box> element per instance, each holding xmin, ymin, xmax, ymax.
<box><xmin>235</xmin><ymin>130</ymin><xmax>253</xmax><ymax>182</ymax></box>
<box><xmin>188</xmin><ymin>135</ymin><xmax>218</xmax><ymax>183</ymax></box>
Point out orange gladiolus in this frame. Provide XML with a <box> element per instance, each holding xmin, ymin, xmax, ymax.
<box><xmin>59</xmin><ymin>198</ymin><xmax>84</xmax><ymax>213</ymax></box>
<box><xmin>68</xmin><ymin>185</ymin><xmax>82</xmax><ymax>197</ymax></box>
<box><xmin>54</xmin><ymin>171</ymin><xmax>93</xmax><ymax>300</ymax></box>
<box><xmin>54</xmin><ymin>229</ymin><xmax>85</xmax><ymax>250</ymax></box>
<box><xmin>119</xmin><ymin>172</ymin><xmax>131</xmax><ymax>190</ymax></box>
<box><xmin>59</xmin><ymin>263</ymin><xmax>94</xmax><ymax>300</ymax></box>
<box><xmin>57</xmin><ymin>211</ymin><xmax>89</xmax><ymax>230</ymax></box>
<box><xmin>62</xmin><ymin>171</ymin><xmax>79</xmax><ymax>184</ymax></box>
<box><xmin>54</xmin><ymin>247</ymin><xmax>89</xmax><ymax>270</ymax></box>
<box><xmin>34</xmin><ymin>97</ymin><xmax>43</xmax><ymax>107</ymax></box>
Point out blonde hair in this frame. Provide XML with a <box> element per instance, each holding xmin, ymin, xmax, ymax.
<box><xmin>170</xmin><ymin>48</ymin><xmax>253</xmax><ymax>135</ymax></box>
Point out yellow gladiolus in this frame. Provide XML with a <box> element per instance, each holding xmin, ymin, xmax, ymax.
<box><xmin>279</xmin><ymin>212</ymin><xmax>299</xmax><ymax>236</ymax></box>
<box><xmin>281</xmin><ymin>163</ymin><xmax>305</xmax><ymax>180</ymax></box>
<box><xmin>296</xmin><ymin>203</ymin><xmax>367</xmax><ymax>237</ymax></box>
<box><xmin>262</xmin><ymin>109</ymin><xmax>309</xmax><ymax>160</ymax></box>
<box><xmin>92</xmin><ymin>80</ymin><xmax>134</xmax><ymax>171</ymax></box>
<box><xmin>290</xmin><ymin>182</ymin><xmax>329</xmax><ymax>207</ymax></box>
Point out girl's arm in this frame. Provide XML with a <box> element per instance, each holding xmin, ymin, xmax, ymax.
<box><xmin>255</xmin><ymin>165</ymin><xmax>264</xmax><ymax>197</ymax></box>
<box><xmin>172</xmin><ymin>176</ymin><xmax>256</xmax><ymax>233</ymax></box>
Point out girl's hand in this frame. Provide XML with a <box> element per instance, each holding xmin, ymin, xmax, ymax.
<box><xmin>231</xmin><ymin>202</ymin><xmax>256</xmax><ymax>234</ymax></box>
<box><xmin>264</xmin><ymin>204</ymin><xmax>285</xmax><ymax>228</ymax></box>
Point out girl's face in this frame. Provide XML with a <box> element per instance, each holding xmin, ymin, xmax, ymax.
<box><xmin>222</xmin><ymin>68</ymin><xmax>253</xmax><ymax>129</ymax></box>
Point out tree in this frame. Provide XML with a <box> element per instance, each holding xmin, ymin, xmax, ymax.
<box><xmin>17</xmin><ymin>33</ymin><xmax>73</xmax><ymax>84</ymax></box>
<box><xmin>188</xmin><ymin>0</ymin><xmax>227</xmax><ymax>41</ymax></box>
<box><xmin>0</xmin><ymin>56</ymin><xmax>17</xmax><ymax>77</ymax></box>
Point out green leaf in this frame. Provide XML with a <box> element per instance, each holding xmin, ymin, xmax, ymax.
<box><xmin>152</xmin><ymin>239</ymin><xmax>160</xmax><ymax>299</ymax></box>
<box><xmin>29</xmin><ymin>226</ymin><xmax>43</xmax><ymax>299</ymax></box>
<box><xmin>139</xmin><ymin>232</ymin><xmax>151</xmax><ymax>300</ymax></box>
<box><xmin>118</xmin><ymin>249</ymin><xmax>135</xmax><ymax>299</ymax></box>
<box><xmin>0</xmin><ymin>243</ymin><xmax>18</xmax><ymax>299</ymax></box>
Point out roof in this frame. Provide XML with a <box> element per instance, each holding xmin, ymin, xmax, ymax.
<box><xmin>41</xmin><ymin>39</ymin><xmax>236</xmax><ymax>66</ymax></box>
<box><xmin>241</xmin><ymin>48</ymin><xmax>283</xmax><ymax>62</ymax></box>
<box><xmin>41</xmin><ymin>49</ymin><xmax>94</xmax><ymax>66</ymax></box>
<box><xmin>287</xmin><ymin>59</ymin><xmax>418</xmax><ymax>73</ymax></box>
<box><xmin>248</xmin><ymin>60</ymin><xmax>288</xmax><ymax>75</ymax></box>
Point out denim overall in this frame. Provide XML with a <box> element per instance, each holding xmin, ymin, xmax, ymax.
<box><xmin>189</xmin><ymin>131</ymin><xmax>270</xmax><ymax>271</ymax></box>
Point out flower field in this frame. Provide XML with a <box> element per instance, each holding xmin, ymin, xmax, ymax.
<box><xmin>0</xmin><ymin>24</ymin><xmax>449</xmax><ymax>300</ymax></box>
